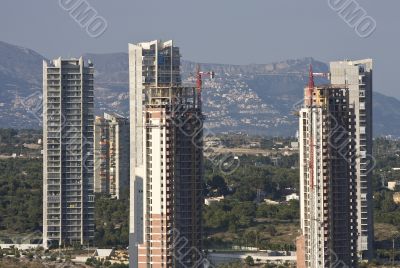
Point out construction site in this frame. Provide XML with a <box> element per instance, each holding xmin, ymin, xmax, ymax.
<box><xmin>297</xmin><ymin>67</ymin><xmax>358</xmax><ymax>267</ymax></box>
<box><xmin>129</xmin><ymin>40</ymin><xmax>210</xmax><ymax>268</ymax></box>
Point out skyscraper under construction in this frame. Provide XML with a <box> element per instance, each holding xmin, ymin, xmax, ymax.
<box><xmin>297</xmin><ymin>68</ymin><xmax>358</xmax><ymax>267</ymax></box>
<box><xmin>128</xmin><ymin>40</ymin><xmax>204</xmax><ymax>268</ymax></box>
<box><xmin>330</xmin><ymin>59</ymin><xmax>373</xmax><ymax>260</ymax></box>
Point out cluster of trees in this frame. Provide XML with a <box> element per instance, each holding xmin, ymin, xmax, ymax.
<box><xmin>204</xmin><ymin>200</ymin><xmax>256</xmax><ymax>231</ymax></box>
<box><xmin>372</xmin><ymin>139</ymin><xmax>400</xmax><ymax>225</ymax></box>
<box><xmin>204</xmin><ymin>199</ymin><xmax>299</xmax><ymax>232</ymax></box>
<box><xmin>0</xmin><ymin>129</ymin><xmax>301</xmax><ymax>251</ymax></box>
<box><xmin>0</xmin><ymin>158</ymin><xmax>42</xmax><ymax>233</ymax></box>
<box><xmin>85</xmin><ymin>257</ymin><xmax>128</xmax><ymax>268</ymax></box>
<box><xmin>0</xmin><ymin>157</ymin><xmax>130</xmax><ymax>248</ymax></box>
<box><xmin>94</xmin><ymin>193</ymin><xmax>129</xmax><ymax>248</ymax></box>
<box><xmin>0</xmin><ymin>129</ymin><xmax>41</xmax><ymax>155</ymax></box>
<box><xmin>205</xmin><ymin>156</ymin><xmax>299</xmax><ymax>202</ymax></box>
<box><xmin>256</xmin><ymin>200</ymin><xmax>299</xmax><ymax>221</ymax></box>
<box><xmin>215</xmin><ymin>134</ymin><xmax>295</xmax><ymax>151</ymax></box>
<box><xmin>204</xmin><ymin>137</ymin><xmax>400</xmax><ymax>253</ymax></box>
<box><xmin>203</xmin><ymin>153</ymin><xmax>300</xmax><ymax>250</ymax></box>
<box><xmin>204</xmin><ymin>199</ymin><xmax>299</xmax><ymax>251</ymax></box>
<box><xmin>5</xmin><ymin>128</ymin><xmax>400</xmax><ymax>259</ymax></box>
<box><xmin>0</xmin><ymin>129</ymin><xmax>41</xmax><ymax>144</ymax></box>
<box><xmin>374</xmin><ymin>190</ymin><xmax>400</xmax><ymax>225</ymax></box>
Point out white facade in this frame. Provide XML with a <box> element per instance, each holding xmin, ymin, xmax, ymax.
<box><xmin>128</xmin><ymin>40</ymin><xmax>204</xmax><ymax>268</ymax></box>
<box><xmin>387</xmin><ymin>181</ymin><xmax>398</xmax><ymax>191</ymax></box>
<box><xmin>299</xmin><ymin>85</ymin><xmax>358</xmax><ymax>267</ymax></box>
<box><xmin>299</xmin><ymin>107</ymin><xmax>328</xmax><ymax>267</ymax></box>
<box><xmin>285</xmin><ymin>193</ymin><xmax>299</xmax><ymax>202</ymax></box>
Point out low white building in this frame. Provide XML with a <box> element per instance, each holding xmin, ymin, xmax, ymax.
<box><xmin>264</xmin><ymin>199</ymin><xmax>280</xmax><ymax>205</ymax></box>
<box><xmin>285</xmin><ymin>193</ymin><xmax>299</xmax><ymax>202</ymax></box>
<box><xmin>205</xmin><ymin>196</ymin><xmax>225</xmax><ymax>206</ymax></box>
<box><xmin>93</xmin><ymin>249</ymin><xmax>115</xmax><ymax>260</ymax></box>
<box><xmin>388</xmin><ymin>181</ymin><xmax>398</xmax><ymax>191</ymax></box>
<box><xmin>290</xmin><ymin>142</ymin><xmax>299</xmax><ymax>149</ymax></box>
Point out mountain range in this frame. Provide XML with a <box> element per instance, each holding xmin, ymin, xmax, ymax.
<box><xmin>1</xmin><ymin>40</ymin><xmax>400</xmax><ymax>137</ymax></box>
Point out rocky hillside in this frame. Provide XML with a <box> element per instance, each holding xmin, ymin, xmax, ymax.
<box><xmin>0</xmin><ymin>40</ymin><xmax>399</xmax><ymax>137</ymax></box>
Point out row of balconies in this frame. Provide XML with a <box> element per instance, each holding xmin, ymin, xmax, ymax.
<box><xmin>47</xmin><ymin>120</ymin><xmax>61</xmax><ymax>127</ymax></box>
<box><xmin>47</xmin><ymin>82</ymin><xmax>60</xmax><ymax>86</ymax></box>
<box><xmin>47</xmin><ymin>231</ymin><xmax>60</xmax><ymax>238</ymax></box>
<box><xmin>47</xmin><ymin>105</ymin><xmax>60</xmax><ymax>110</ymax></box>
<box><xmin>47</xmin><ymin>208</ymin><xmax>61</xmax><ymax>214</ymax></box>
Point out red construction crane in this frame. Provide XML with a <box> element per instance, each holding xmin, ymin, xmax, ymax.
<box><xmin>196</xmin><ymin>64</ymin><xmax>215</xmax><ymax>109</ymax></box>
<box><xmin>305</xmin><ymin>65</ymin><xmax>314</xmax><ymax>107</ymax></box>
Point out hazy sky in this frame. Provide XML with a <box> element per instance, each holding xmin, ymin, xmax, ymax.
<box><xmin>1</xmin><ymin>0</ymin><xmax>399</xmax><ymax>98</ymax></box>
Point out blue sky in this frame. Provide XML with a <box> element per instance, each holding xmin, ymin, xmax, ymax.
<box><xmin>1</xmin><ymin>0</ymin><xmax>399</xmax><ymax>98</ymax></box>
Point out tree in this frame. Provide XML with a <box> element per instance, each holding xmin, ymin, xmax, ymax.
<box><xmin>266</xmin><ymin>225</ymin><xmax>277</xmax><ymax>237</ymax></box>
<box><xmin>94</xmin><ymin>191</ymin><xmax>129</xmax><ymax>247</ymax></box>
<box><xmin>381</xmin><ymin>192</ymin><xmax>396</xmax><ymax>212</ymax></box>
<box><xmin>232</xmin><ymin>184</ymin><xmax>256</xmax><ymax>201</ymax></box>
<box><xmin>207</xmin><ymin>175</ymin><xmax>229</xmax><ymax>196</ymax></box>
<box><xmin>231</xmin><ymin>202</ymin><xmax>256</xmax><ymax>227</ymax></box>
<box><xmin>244</xmin><ymin>256</ymin><xmax>254</xmax><ymax>266</ymax></box>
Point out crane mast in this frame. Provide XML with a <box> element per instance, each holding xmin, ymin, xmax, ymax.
<box><xmin>195</xmin><ymin>64</ymin><xmax>214</xmax><ymax>110</ymax></box>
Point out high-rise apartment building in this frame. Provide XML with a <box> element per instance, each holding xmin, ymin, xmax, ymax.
<box><xmin>128</xmin><ymin>40</ymin><xmax>204</xmax><ymax>268</ymax></box>
<box><xmin>94</xmin><ymin>112</ymin><xmax>129</xmax><ymax>199</ymax></box>
<box><xmin>298</xmin><ymin>70</ymin><xmax>358</xmax><ymax>267</ymax></box>
<box><xmin>330</xmin><ymin>59</ymin><xmax>373</xmax><ymax>259</ymax></box>
<box><xmin>43</xmin><ymin>57</ymin><xmax>95</xmax><ymax>248</ymax></box>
